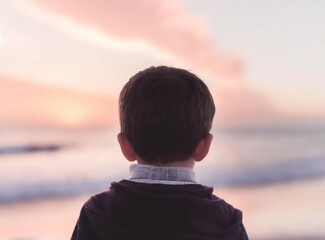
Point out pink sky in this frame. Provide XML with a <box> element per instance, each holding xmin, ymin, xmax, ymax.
<box><xmin>0</xmin><ymin>74</ymin><xmax>282</xmax><ymax>128</ymax></box>
<box><xmin>0</xmin><ymin>75</ymin><xmax>117</xmax><ymax>128</ymax></box>
<box><xmin>0</xmin><ymin>0</ymin><xmax>324</xmax><ymax>128</ymax></box>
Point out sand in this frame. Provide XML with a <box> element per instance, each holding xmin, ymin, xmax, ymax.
<box><xmin>216</xmin><ymin>178</ymin><xmax>325</xmax><ymax>239</ymax></box>
<box><xmin>0</xmin><ymin>195</ymin><xmax>88</xmax><ymax>240</ymax></box>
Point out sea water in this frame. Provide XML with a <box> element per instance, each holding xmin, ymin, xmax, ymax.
<box><xmin>0</xmin><ymin>125</ymin><xmax>324</xmax><ymax>204</ymax></box>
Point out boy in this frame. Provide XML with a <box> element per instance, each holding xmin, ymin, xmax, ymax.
<box><xmin>71</xmin><ymin>66</ymin><xmax>248</xmax><ymax>240</ymax></box>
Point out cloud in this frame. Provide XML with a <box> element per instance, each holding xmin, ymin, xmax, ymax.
<box><xmin>28</xmin><ymin>0</ymin><xmax>242</xmax><ymax>80</ymax></box>
<box><xmin>213</xmin><ymin>87</ymin><xmax>280</xmax><ymax>126</ymax></box>
<box><xmin>9</xmin><ymin>0</ymin><xmax>283</xmax><ymax>127</ymax></box>
<box><xmin>0</xmin><ymin>25</ymin><xmax>3</xmax><ymax>47</ymax></box>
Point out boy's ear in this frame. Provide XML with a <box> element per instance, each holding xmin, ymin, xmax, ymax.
<box><xmin>193</xmin><ymin>133</ymin><xmax>213</xmax><ymax>162</ymax></box>
<box><xmin>117</xmin><ymin>133</ymin><xmax>137</xmax><ymax>162</ymax></box>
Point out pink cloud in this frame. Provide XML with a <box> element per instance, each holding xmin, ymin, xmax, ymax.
<box><xmin>13</xmin><ymin>0</ymin><xmax>282</xmax><ymax>127</ymax></box>
<box><xmin>30</xmin><ymin>0</ymin><xmax>242</xmax><ymax>80</ymax></box>
<box><xmin>213</xmin><ymin>87</ymin><xmax>280</xmax><ymax>126</ymax></box>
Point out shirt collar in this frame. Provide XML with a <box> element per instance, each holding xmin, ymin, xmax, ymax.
<box><xmin>129</xmin><ymin>164</ymin><xmax>196</xmax><ymax>185</ymax></box>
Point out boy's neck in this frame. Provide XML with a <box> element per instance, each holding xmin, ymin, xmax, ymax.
<box><xmin>137</xmin><ymin>158</ymin><xmax>195</xmax><ymax>169</ymax></box>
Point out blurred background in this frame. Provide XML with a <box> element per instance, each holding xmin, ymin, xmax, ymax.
<box><xmin>0</xmin><ymin>0</ymin><xmax>324</xmax><ymax>239</ymax></box>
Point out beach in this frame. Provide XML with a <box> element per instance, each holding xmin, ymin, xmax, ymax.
<box><xmin>1</xmin><ymin>178</ymin><xmax>324</xmax><ymax>240</ymax></box>
<box><xmin>1</xmin><ymin>127</ymin><xmax>325</xmax><ymax>239</ymax></box>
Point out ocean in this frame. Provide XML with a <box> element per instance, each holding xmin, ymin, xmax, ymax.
<box><xmin>0</xmin><ymin>127</ymin><xmax>325</xmax><ymax>204</ymax></box>
<box><xmin>1</xmin><ymin>126</ymin><xmax>324</xmax><ymax>204</ymax></box>
<box><xmin>1</xmin><ymin>126</ymin><xmax>325</xmax><ymax>239</ymax></box>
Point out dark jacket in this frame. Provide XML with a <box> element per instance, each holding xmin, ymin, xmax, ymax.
<box><xmin>71</xmin><ymin>180</ymin><xmax>248</xmax><ymax>240</ymax></box>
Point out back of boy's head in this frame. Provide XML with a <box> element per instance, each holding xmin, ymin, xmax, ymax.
<box><xmin>119</xmin><ymin>66</ymin><xmax>215</xmax><ymax>164</ymax></box>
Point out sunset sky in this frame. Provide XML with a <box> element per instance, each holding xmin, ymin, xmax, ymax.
<box><xmin>0</xmin><ymin>0</ymin><xmax>324</xmax><ymax>128</ymax></box>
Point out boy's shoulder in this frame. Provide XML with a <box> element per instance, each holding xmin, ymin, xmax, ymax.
<box><xmin>74</xmin><ymin>180</ymin><xmax>246</xmax><ymax>240</ymax></box>
<box><xmin>88</xmin><ymin>179</ymin><xmax>232</xmax><ymax>203</ymax></box>
<box><xmin>86</xmin><ymin>180</ymin><xmax>241</xmax><ymax>223</ymax></box>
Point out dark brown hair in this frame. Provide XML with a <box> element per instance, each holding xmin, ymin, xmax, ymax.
<box><xmin>119</xmin><ymin>66</ymin><xmax>215</xmax><ymax>164</ymax></box>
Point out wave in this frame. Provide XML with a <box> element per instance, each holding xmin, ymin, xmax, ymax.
<box><xmin>1</xmin><ymin>156</ymin><xmax>324</xmax><ymax>204</ymax></box>
<box><xmin>0</xmin><ymin>144</ymin><xmax>64</xmax><ymax>155</ymax></box>
<box><xmin>199</xmin><ymin>156</ymin><xmax>325</xmax><ymax>187</ymax></box>
<box><xmin>0</xmin><ymin>179</ymin><xmax>112</xmax><ymax>204</ymax></box>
